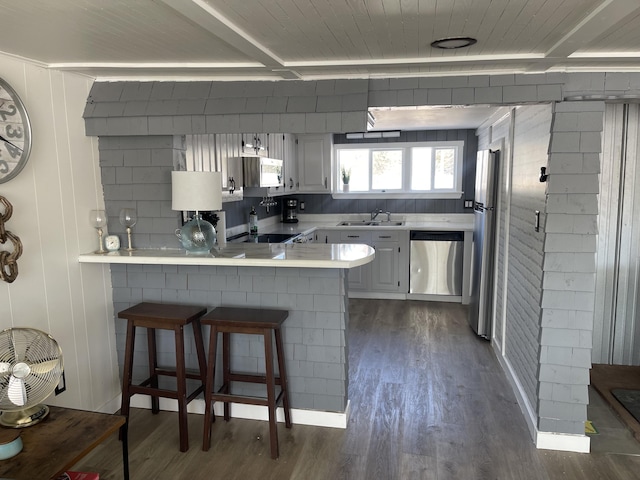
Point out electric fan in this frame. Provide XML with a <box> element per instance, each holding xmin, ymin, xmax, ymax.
<box><xmin>0</xmin><ymin>328</ymin><xmax>63</xmax><ymax>428</ymax></box>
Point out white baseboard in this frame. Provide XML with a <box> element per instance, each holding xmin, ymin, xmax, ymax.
<box><xmin>492</xmin><ymin>342</ymin><xmax>590</xmax><ymax>453</ymax></box>
<box><xmin>536</xmin><ymin>431</ymin><xmax>590</xmax><ymax>453</ymax></box>
<box><xmin>348</xmin><ymin>291</ymin><xmax>407</xmax><ymax>300</ymax></box>
<box><xmin>406</xmin><ymin>293</ymin><xmax>462</xmax><ymax>303</ymax></box>
<box><xmin>127</xmin><ymin>394</ymin><xmax>350</xmax><ymax>429</ymax></box>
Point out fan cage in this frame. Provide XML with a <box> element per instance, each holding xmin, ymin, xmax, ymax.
<box><xmin>0</xmin><ymin>328</ymin><xmax>63</xmax><ymax>411</ymax></box>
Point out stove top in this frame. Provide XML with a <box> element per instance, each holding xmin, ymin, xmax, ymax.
<box><xmin>227</xmin><ymin>232</ymin><xmax>300</xmax><ymax>244</ymax></box>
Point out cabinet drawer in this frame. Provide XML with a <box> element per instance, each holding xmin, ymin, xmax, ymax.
<box><xmin>372</xmin><ymin>231</ymin><xmax>401</xmax><ymax>242</ymax></box>
<box><xmin>340</xmin><ymin>231</ymin><xmax>372</xmax><ymax>243</ymax></box>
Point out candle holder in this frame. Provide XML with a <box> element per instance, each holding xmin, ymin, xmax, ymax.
<box><xmin>119</xmin><ymin>208</ymin><xmax>137</xmax><ymax>251</ymax></box>
<box><xmin>89</xmin><ymin>209</ymin><xmax>107</xmax><ymax>253</ymax></box>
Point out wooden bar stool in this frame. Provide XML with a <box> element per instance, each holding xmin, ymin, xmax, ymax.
<box><xmin>201</xmin><ymin>307</ymin><xmax>292</xmax><ymax>459</ymax></box>
<box><xmin>118</xmin><ymin>302</ymin><xmax>208</xmax><ymax>452</ymax></box>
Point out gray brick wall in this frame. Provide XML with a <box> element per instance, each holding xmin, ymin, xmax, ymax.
<box><xmin>85</xmin><ymin>80</ymin><xmax>370</xmax><ymax>135</ymax></box>
<box><xmin>99</xmin><ymin>135</ymin><xmax>185</xmax><ymax>248</ymax></box>
<box><xmin>538</xmin><ymin>101</ymin><xmax>603</xmax><ymax>435</ymax></box>
<box><xmin>112</xmin><ymin>264</ymin><xmax>350</xmax><ymax>412</ymax></box>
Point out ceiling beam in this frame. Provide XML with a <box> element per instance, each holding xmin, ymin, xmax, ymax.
<box><xmin>530</xmin><ymin>0</ymin><xmax>640</xmax><ymax>71</ymax></box>
<box><xmin>159</xmin><ymin>0</ymin><xmax>301</xmax><ymax>79</ymax></box>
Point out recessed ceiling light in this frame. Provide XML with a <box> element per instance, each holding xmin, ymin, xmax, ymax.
<box><xmin>431</xmin><ymin>36</ymin><xmax>477</xmax><ymax>49</ymax></box>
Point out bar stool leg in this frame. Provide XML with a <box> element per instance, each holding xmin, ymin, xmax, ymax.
<box><xmin>147</xmin><ymin>327</ymin><xmax>159</xmax><ymax>414</ymax></box>
<box><xmin>274</xmin><ymin>327</ymin><xmax>292</xmax><ymax>428</ymax></box>
<box><xmin>174</xmin><ymin>325</ymin><xmax>189</xmax><ymax>452</ymax></box>
<box><xmin>222</xmin><ymin>331</ymin><xmax>231</xmax><ymax>421</ymax></box>
<box><xmin>120</xmin><ymin>321</ymin><xmax>136</xmax><ymax>420</ymax></box>
<box><xmin>263</xmin><ymin>328</ymin><xmax>279</xmax><ymax>459</ymax></box>
<box><xmin>203</xmin><ymin>325</ymin><xmax>219</xmax><ymax>451</ymax></box>
<box><xmin>193</xmin><ymin>318</ymin><xmax>208</xmax><ymax>388</ymax></box>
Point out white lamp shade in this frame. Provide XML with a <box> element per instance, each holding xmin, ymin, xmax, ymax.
<box><xmin>172</xmin><ymin>171</ymin><xmax>222</xmax><ymax>211</ymax></box>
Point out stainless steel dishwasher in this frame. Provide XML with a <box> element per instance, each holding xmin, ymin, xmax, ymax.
<box><xmin>409</xmin><ymin>230</ymin><xmax>464</xmax><ymax>297</ymax></box>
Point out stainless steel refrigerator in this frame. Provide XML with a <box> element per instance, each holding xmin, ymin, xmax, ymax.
<box><xmin>468</xmin><ymin>149</ymin><xmax>499</xmax><ymax>338</ymax></box>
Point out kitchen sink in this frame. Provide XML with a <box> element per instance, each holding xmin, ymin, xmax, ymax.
<box><xmin>369</xmin><ymin>221</ymin><xmax>404</xmax><ymax>226</ymax></box>
<box><xmin>337</xmin><ymin>221</ymin><xmax>404</xmax><ymax>227</ymax></box>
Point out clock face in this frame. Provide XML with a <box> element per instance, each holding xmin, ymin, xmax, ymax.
<box><xmin>0</xmin><ymin>78</ymin><xmax>32</xmax><ymax>184</ymax></box>
<box><xmin>105</xmin><ymin>235</ymin><xmax>120</xmax><ymax>251</ymax></box>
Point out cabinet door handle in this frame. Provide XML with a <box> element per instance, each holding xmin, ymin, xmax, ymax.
<box><xmin>347</xmin><ymin>235</ymin><xmax>360</xmax><ymax>239</ymax></box>
<box><xmin>324</xmin><ymin>177</ymin><xmax>328</xmax><ymax>189</ymax></box>
<box><xmin>378</xmin><ymin>235</ymin><xmax>392</xmax><ymax>239</ymax></box>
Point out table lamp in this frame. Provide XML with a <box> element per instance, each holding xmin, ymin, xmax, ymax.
<box><xmin>172</xmin><ymin>171</ymin><xmax>222</xmax><ymax>254</ymax></box>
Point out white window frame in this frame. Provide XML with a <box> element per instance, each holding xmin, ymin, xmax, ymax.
<box><xmin>333</xmin><ymin>140</ymin><xmax>464</xmax><ymax>199</ymax></box>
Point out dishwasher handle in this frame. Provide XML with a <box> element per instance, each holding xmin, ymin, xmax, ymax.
<box><xmin>410</xmin><ymin>230</ymin><xmax>464</xmax><ymax>242</ymax></box>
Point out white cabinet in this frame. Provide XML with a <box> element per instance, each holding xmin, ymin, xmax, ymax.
<box><xmin>370</xmin><ymin>231</ymin><xmax>406</xmax><ymax>292</ymax></box>
<box><xmin>314</xmin><ymin>229</ymin><xmax>340</xmax><ymax>244</ymax></box>
<box><xmin>297</xmin><ymin>134</ymin><xmax>332</xmax><ymax>192</ymax></box>
<box><xmin>340</xmin><ymin>231</ymin><xmax>372</xmax><ymax>291</ymax></box>
<box><xmin>313</xmin><ymin>227</ymin><xmax>409</xmax><ymax>294</ymax></box>
<box><xmin>283</xmin><ymin>134</ymin><xmax>298</xmax><ymax>194</ymax></box>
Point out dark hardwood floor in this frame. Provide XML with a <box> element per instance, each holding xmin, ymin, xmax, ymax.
<box><xmin>75</xmin><ymin>299</ymin><xmax>640</xmax><ymax>479</ymax></box>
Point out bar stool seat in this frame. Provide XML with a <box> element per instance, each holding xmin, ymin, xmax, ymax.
<box><xmin>118</xmin><ymin>302</ymin><xmax>208</xmax><ymax>452</ymax></box>
<box><xmin>201</xmin><ymin>307</ymin><xmax>292</xmax><ymax>459</ymax></box>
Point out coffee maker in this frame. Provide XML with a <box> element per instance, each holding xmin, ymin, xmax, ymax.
<box><xmin>282</xmin><ymin>198</ymin><xmax>298</xmax><ymax>223</ymax></box>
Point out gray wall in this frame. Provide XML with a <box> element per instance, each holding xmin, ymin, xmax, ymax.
<box><xmin>112</xmin><ymin>263</ymin><xmax>350</xmax><ymax>412</ymax></box>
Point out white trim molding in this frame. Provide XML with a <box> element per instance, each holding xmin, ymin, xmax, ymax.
<box><xmin>493</xmin><ymin>343</ymin><xmax>590</xmax><ymax>453</ymax></box>
<box><xmin>128</xmin><ymin>395</ymin><xmax>350</xmax><ymax>429</ymax></box>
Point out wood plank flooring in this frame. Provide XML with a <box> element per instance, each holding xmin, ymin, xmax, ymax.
<box><xmin>74</xmin><ymin>299</ymin><xmax>640</xmax><ymax>479</ymax></box>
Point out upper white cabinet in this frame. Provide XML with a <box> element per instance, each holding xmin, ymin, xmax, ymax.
<box><xmin>283</xmin><ymin>134</ymin><xmax>298</xmax><ymax>194</ymax></box>
<box><xmin>297</xmin><ymin>134</ymin><xmax>332</xmax><ymax>192</ymax></box>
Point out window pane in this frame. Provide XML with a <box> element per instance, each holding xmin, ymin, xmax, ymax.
<box><xmin>434</xmin><ymin>148</ymin><xmax>455</xmax><ymax>189</ymax></box>
<box><xmin>372</xmin><ymin>150</ymin><xmax>402</xmax><ymax>190</ymax></box>
<box><xmin>411</xmin><ymin>147</ymin><xmax>432</xmax><ymax>190</ymax></box>
<box><xmin>338</xmin><ymin>149</ymin><xmax>369</xmax><ymax>191</ymax></box>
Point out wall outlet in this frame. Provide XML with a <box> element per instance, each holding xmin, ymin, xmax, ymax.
<box><xmin>464</xmin><ymin>200</ymin><xmax>473</xmax><ymax>208</ymax></box>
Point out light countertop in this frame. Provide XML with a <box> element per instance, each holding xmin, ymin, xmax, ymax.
<box><xmin>249</xmin><ymin>213</ymin><xmax>474</xmax><ymax>237</ymax></box>
<box><xmin>79</xmin><ymin>242</ymin><xmax>375</xmax><ymax>269</ymax></box>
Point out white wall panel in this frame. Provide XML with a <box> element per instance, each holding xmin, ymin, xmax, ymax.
<box><xmin>0</xmin><ymin>53</ymin><xmax>120</xmax><ymax>412</ymax></box>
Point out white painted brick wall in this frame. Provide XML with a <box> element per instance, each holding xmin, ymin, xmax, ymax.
<box><xmin>538</xmin><ymin>101</ymin><xmax>604</xmax><ymax>435</ymax></box>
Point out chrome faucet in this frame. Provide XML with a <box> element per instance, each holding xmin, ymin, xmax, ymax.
<box><xmin>371</xmin><ymin>209</ymin><xmax>383</xmax><ymax>221</ymax></box>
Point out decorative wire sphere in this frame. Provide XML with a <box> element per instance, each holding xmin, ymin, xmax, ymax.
<box><xmin>0</xmin><ymin>328</ymin><xmax>64</xmax><ymax>428</ymax></box>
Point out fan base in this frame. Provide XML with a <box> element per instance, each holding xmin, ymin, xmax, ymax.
<box><xmin>0</xmin><ymin>404</ymin><xmax>50</xmax><ymax>428</ymax></box>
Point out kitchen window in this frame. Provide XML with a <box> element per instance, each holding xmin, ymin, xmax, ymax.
<box><xmin>335</xmin><ymin>140</ymin><xmax>464</xmax><ymax>198</ymax></box>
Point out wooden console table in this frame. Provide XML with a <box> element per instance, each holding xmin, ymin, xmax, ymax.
<box><xmin>0</xmin><ymin>406</ymin><xmax>128</xmax><ymax>480</ymax></box>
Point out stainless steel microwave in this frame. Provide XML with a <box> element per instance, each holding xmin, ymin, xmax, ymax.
<box><xmin>240</xmin><ymin>156</ymin><xmax>283</xmax><ymax>188</ymax></box>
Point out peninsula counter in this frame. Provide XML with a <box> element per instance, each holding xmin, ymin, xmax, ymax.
<box><xmin>80</xmin><ymin>243</ymin><xmax>375</xmax><ymax>429</ymax></box>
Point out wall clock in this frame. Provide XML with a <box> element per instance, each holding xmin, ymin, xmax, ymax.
<box><xmin>0</xmin><ymin>78</ymin><xmax>32</xmax><ymax>184</ymax></box>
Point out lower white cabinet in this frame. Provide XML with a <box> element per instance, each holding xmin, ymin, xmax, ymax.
<box><xmin>316</xmin><ymin>228</ymin><xmax>408</xmax><ymax>293</ymax></box>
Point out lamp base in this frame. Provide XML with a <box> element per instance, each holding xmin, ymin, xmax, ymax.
<box><xmin>175</xmin><ymin>213</ymin><xmax>217</xmax><ymax>254</ymax></box>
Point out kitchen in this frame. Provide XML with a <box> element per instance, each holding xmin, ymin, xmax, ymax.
<box><xmin>78</xmin><ymin>73</ymin><xmax>597</xmax><ymax>453</ymax></box>
<box><xmin>2</xmin><ymin>1</ymin><xmax>640</xmax><ymax>464</ymax></box>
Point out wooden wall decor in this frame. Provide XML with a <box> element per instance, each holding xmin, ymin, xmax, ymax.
<box><xmin>0</xmin><ymin>196</ymin><xmax>22</xmax><ymax>283</ymax></box>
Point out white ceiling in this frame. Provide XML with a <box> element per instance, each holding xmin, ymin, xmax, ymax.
<box><xmin>1</xmin><ymin>0</ymin><xmax>640</xmax><ymax>82</ymax></box>
<box><xmin>1</xmin><ymin>0</ymin><xmax>638</xmax><ymax>129</ymax></box>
